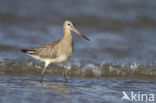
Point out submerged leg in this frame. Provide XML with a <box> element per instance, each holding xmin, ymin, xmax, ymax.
<box><xmin>63</xmin><ymin>63</ymin><xmax>68</xmax><ymax>82</ymax></box>
<box><xmin>63</xmin><ymin>67</ymin><xmax>67</xmax><ymax>81</ymax></box>
<box><xmin>40</xmin><ymin>67</ymin><xmax>47</xmax><ymax>83</ymax></box>
<box><xmin>40</xmin><ymin>62</ymin><xmax>50</xmax><ymax>83</ymax></box>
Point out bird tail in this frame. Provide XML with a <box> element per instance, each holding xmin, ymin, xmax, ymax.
<box><xmin>21</xmin><ymin>49</ymin><xmax>36</xmax><ymax>54</ymax></box>
<box><xmin>21</xmin><ymin>49</ymin><xmax>28</xmax><ymax>53</ymax></box>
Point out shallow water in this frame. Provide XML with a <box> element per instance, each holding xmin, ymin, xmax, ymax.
<box><xmin>0</xmin><ymin>0</ymin><xmax>156</xmax><ymax>103</ymax></box>
<box><xmin>0</xmin><ymin>75</ymin><xmax>156</xmax><ymax>103</ymax></box>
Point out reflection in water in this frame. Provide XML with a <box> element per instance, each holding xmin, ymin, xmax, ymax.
<box><xmin>42</xmin><ymin>84</ymin><xmax>70</xmax><ymax>95</ymax></box>
<box><xmin>25</xmin><ymin>82</ymin><xmax>71</xmax><ymax>97</ymax></box>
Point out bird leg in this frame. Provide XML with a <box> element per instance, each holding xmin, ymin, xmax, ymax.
<box><xmin>63</xmin><ymin>67</ymin><xmax>67</xmax><ymax>81</ymax></box>
<box><xmin>40</xmin><ymin>62</ymin><xmax>49</xmax><ymax>83</ymax></box>
<box><xmin>40</xmin><ymin>67</ymin><xmax>47</xmax><ymax>83</ymax></box>
<box><xmin>63</xmin><ymin>63</ymin><xmax>68</xmax><ymax>82</ymax></box>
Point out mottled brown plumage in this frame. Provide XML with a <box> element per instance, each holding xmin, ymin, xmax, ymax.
<box><xmin>23</xmin><ymin>40</ymin><xmax>59</xmax><ymax>59</ymax></box>
<box><xmin>22</xmin><ymin>20</ymin><xmax>89</xmax><ymax>83</ymax></box>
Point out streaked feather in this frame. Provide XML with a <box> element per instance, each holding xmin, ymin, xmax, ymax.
<box><xmin>22</xmin><ymin>40</ymin><xmax>60</xmax><ymax>59</ymax></box>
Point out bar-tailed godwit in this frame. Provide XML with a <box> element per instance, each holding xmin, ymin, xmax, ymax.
<box><xmin>22</xmin><ymin>20</ymin><xmax>89</xmax><ymax>83</ymax></box>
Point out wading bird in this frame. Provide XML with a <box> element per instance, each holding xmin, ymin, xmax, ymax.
<box><xmin>22</xmin><ymin>20</ymin><xmax>89</xmax><ymax>83</ymax></box>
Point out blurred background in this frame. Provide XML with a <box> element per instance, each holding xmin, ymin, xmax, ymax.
<box><xmin>0</xmin><ymin>0</ymin><xmax>156</xmax><ymax>103</ymax></box>
<box><xmin>0</xmin><ymin>0</ymin><xmax>156</xmax><ymax>64</ymax></box>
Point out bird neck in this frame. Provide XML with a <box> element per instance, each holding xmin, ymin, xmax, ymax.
<box><xmin>62</xmin><ymin>27</ymin><xmax>73</xmax><ymax>44</ymax></box>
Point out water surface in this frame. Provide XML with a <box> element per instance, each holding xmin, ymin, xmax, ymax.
<box><xmin>0</xmin><ymin>0</ymin><xmax>156</xmax><ymax>103</ymax></box>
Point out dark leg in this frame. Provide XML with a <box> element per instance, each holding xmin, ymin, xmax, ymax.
<box><xmin>40</xmin><ymin>67</ymin><xmax>47</xmax><ymax>83</ymax></box>
<box><xmin>63</xmin><ymin>64</ymin><xmax>68</xmax><ymax>82</ymax></box>
<box><xmin>40</xmin><ymin>62</ymin><xmax>50</xmax><ymax>83</ymax></box>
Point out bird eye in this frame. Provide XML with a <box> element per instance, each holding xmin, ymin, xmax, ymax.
<box><xmin>68</xmin><ymin>23</ymin><xmax>70</xmax><ymax>26</ymax></box>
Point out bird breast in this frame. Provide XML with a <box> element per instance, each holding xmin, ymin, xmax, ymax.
<box><xmin>54</xmin><ymin>39</ymin><xmax>73</xmax><ymax>63</ymax></box>
<box><xmin>61</xmin><ymin>42</ymin><xmax>73</xmax><ymax>58</ymax></box>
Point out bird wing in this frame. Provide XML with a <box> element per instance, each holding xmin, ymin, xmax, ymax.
<box><xmin>22</xmin><ymin>41</ymin><xmax>59</xmax><ymax>58</ymax></box>
<box><xmin>31</xmin><ymin>46</ymin><xmax>57</xmax><ymax>58</ymax></box>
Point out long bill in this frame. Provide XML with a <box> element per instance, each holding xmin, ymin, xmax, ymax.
<box><xmin>72</xmin><ymin>28</ymin><xmax>90</xmax><ymax>41</ymax></box>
